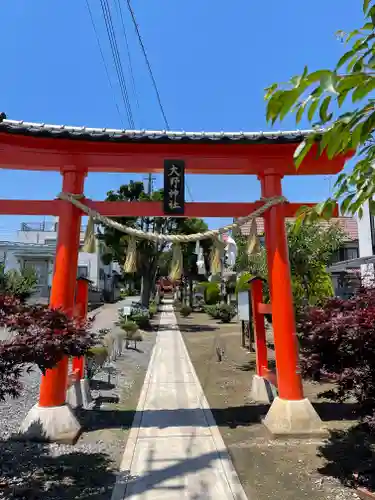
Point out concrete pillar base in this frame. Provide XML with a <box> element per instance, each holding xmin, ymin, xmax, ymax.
<box><xmin>250</xmin><ymin>374</ymin><xmax>277</xmax><ymax>403</ymax></box>
<box><xmin>80</xmin><ymin>379</ymin><xmax>94</xmax><ymax>409</ymax></box>
<box><xmin>262</xmin><ymin>397</ymin><xmax>328</xmax><ymax>438</ymax></box>
<box><xmin>66</xmin><ymin>379</ymin><xmax>93</xmax><ymax>409</ymax></box>
<box><xmin>15</xmin><ymin>404</ymin><xmax>82</xmax><ymax>444</ymax></box>
<box><xmin>66</xmin><ymin>380</ymin><xmax>83</xmax><ymax>408</ymax></box>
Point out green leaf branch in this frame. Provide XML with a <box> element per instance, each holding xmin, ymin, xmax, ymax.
<box><xmin>265</xmin><ymin>0</ymin><xmax>375</xmax><ymax>219</ymax></box>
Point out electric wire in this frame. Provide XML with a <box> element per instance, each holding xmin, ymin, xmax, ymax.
<box><xmin>85</xmin><ymin>0</ymin><xmax>124</xmax><ymax>126</ymax></box>
<box><xmin>101</xmin><ymin>0</ymin><xmax>134</xmax><ymax>127</ymax></box>
<box><xmin>115</xmin><ymin>0</ymin><xmax>141</xmax><ymax>124</ymax></box>
<box><xmin>126</xmin><ymin>0</ymin><xmax>170</xmax><ymax>130</ymax></box>
<box><xmin>100</xmin><ymin>0</ymin><xmax>135</xmax><ymax>128</ymax></box>
<box><xmin>88</xmin><ymin>0</ymin><xmax>193</xmax><ymax>201</ymax></box>
<box><xmin>126</xmin><ymin>0</ymin><xmax>196</xmax><ymax>201</ymax></box>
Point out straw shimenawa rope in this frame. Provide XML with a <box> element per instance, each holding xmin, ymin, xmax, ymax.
<box><xmin>58</xmin><ymin>192</ymin><xmax>287</xmax><ymax>243</ymax></box>
<box><xmin>246</xmin><ymin>218</ymin><xmax>261</xmax><ymax>256</ymax></box>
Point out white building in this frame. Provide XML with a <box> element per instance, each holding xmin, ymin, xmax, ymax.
<box><xmin>0</xmin><ymin>219</ymin><xmax>121</xmax><ymax>301</ymax></box>
<box><xmin>356</xmin><ymin>201</ymin><xmax>375</xmax><ymax>282</ymax></box>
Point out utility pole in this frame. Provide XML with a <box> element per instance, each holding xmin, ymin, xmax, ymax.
<box><xmin>144</xmin><ymin>173</ymin><xmax>155</xmax><ymax>197</ymax></box>
<box><xmin>143</xmin><ymin>174</ymin><xmax>156</xmax><ymax>233</ymax></box>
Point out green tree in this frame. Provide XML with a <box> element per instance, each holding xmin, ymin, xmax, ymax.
<box><xmin>265</xmin><ymin>0</ymin><xmax>375</xmax><ymax>218</ymax></box>
<box><xmin>99</xmin><ymin>181</ymin><xmax>209</xmax><ymax>307</ymax></box>
<box><xmin>234</xmin><ymin>221</ymin><xmax>344</xmax><ymax>310</ymax></box>
<box><xmin>0</xmin><ymin>262</ymin><xmax>38</xmax><ymax>302</ymax></box>
<box><xmin>179</xmin><ymin>218</ymin><xmax>211</xmax><ymax>307</ymax></box>
<box><xmin>156</xmin><ymin>249</ymin><xmax>172</xmax><ymax>278</ymax></box>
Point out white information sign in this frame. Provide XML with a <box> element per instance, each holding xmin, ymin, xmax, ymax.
<box><xmin>237</xmin><ymin>291</ymin><xmax>250</xmax><ymax>321</ymax></box>
<box><xmin>122</xmin><ymin>305</ymin><xmax>131</xmax><ymax>317</ymax></box>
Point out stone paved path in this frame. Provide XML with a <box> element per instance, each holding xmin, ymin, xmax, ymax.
<box><xmin>112</xmin><ymin>299</ymin><xmax>248</xmax><ymax>499</ymax></box>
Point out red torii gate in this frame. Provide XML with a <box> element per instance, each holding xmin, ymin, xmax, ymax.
<box><xmin>0</xmin><ymin>118</ymin><xmax>351</xmax><ymax>442</ymax></box>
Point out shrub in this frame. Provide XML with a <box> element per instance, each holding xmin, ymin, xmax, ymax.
<box><xmin>204</xmin><ymin>283</ymin><xmax>220</xmax><ymax>305</ymax></box>
<box><xmin>120</xmin><ymin>320</ymin><xmax>138</xmax><ymax>335</ymax></box>
<box><xmin>0</xmin><ymin>264</ymin><xmax>38</xmax><ymax>302</ymax></box>
<box><xmin>0</xmin><ymin>295</ymin><xmax>95</xmax><ymax>400</ymax></box>
<box><xmin>149</xmin><ymin>301</ymin><xmax>157</xmax><ymax>318</ymax></box>
<box><xmin>130</xmin><ymin>312</ymin><xmax>150</xmax><ymax>330</ymax></box>
<box><xmin>86</xmin><ymin>345</ymin><xmax>109</xmax><ymax>380</ymax></box>
<box><xmin>217</xmin><ymin>304</ymin><xmax>236</xmax><ymax>323</ymax></box>
<box><xmin>180</xmin><ymin>305</ymin><xmax>192</xmax><ymax>317</ymax></box>
<box><xmin>119</xmin><ymin>320</ymin><xmax>143</xmax><ymax>348</ymax></box>
<box><xmin>204</xmin><ymin>304</ymin><xmax>220</xmax><ymax>319</ymax></box>
<box><xmin>298</xmin><ymin>287</ymin><xmax>375</xmax><ymax>428</ymax></box>
<box><xmin>173</xmin><ymin>299</ymin><xmax>182</xmax><ymax>311</ymax></box>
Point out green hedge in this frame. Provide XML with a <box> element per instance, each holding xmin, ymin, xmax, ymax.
<box><xmin>204</xmin><ymin>283</ymin><xmax>220</xmax><ymax>305</ymax></box>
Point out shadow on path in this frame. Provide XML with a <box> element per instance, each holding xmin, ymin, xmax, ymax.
<box><xmin>115</xmin><ymin>448</ymin><xmax>231</xmax><ymax>498</ymax></box>
<box><xmin>78</xmin><ymin>401</ymin><xmax>360</xmax><ymax>434</ymax></box>
<box><xmin>156</xmin><ymin>323</ymin><xmax>218</xmax><ymax>333</ymax></box>
<box><xmin>318</xmin><ymin>424</ymin><xmax>375</xmax><ymax>493</ymax></box>
<box><xmin>0</xmin><ymin>439</ymin><xmax>115</xmax><ymax>499</ymax></box>
<box><xmin>78</xmin><ymin>405</ymin><xmax>270</xmax><ymax>432</ymax></box>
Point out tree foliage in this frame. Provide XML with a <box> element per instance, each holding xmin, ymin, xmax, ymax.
<box><xmin>298</xmin><ymin>286</ymin><xmax>375</xmax><ymax>428</ymax></box>
<box><xmin>0</xmin><ymin>295</ymin><xmax>95</xmax><ymax>400</ymax></box>
<box><xmin>100</xmin><ymin>181</ymin><xmax>209</xmax><ymax>305</ymax></box>
<box><xmin>234</xmin><ymin>220</ymin><xmax>344</xmax><ymax>308</ymax></box>
<box><xmin>0</xmin><ymin>262</ymin><xmax>38</xmax><ymax>302</ymax></box>
<box><xmin>265</xmin><ymin>0</ymin><xmax>375</xmax><ymax>218</ymax></box>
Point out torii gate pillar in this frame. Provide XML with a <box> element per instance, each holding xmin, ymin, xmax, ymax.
<box><xmin>18</xmin><ymin>167</ymin><xmax>85</xmax><ymax>444</ymax></box>
<box><xmin>259</xmin><ymin>174</ymin><xmax>327</xmax><ymax>437</ymax></box>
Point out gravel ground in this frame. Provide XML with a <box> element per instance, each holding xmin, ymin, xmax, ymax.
<box><xmin>0</xmin><ymin>303</ymin><xmax>158</xmax><ymax>500</ymax></box>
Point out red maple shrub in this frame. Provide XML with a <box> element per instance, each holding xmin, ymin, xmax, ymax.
<box><xmin>0</xmin><ymin>294</ymin><xmax>96</xmax><ymax>401</ymax></box>
<box><xmin>298</xmin><ymin>286</ymin><xmax>375</xmax><ymax>427</ymax></box>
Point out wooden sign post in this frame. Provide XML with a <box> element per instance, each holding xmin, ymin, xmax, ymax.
<box><xmin>164</xmin><ymin>159</ymin><xmax>185</xmax><ymax>215</ymax></box>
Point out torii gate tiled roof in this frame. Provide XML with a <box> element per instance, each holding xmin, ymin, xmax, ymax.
<box><xmin>0</xmin><ymin>117</ymin><xmax>316</xmax><ymax>144</ymax></box>
<box><xmin>0</xmin><ymin>114</ymin><xmax>351</xmax><ymax>176</ymax></box>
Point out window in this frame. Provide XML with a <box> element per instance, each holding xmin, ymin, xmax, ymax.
<box><xmin>330</xmin><ymin>246</ymin><xmax>359</xmax><ymax>264</ymax></box>
<box><xmin>345</xmin><ymin>247</ymin><xmax>359</xmax><ymax>261</ymax></box>
<box><xmin>77</xmin><ymin>266</ymin><xmax>88</xmax><ymax>278</ymax></box>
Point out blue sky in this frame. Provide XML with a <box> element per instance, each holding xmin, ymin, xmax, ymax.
<box><xmin>0</xmin><ymin>0</ymin><xmax>363</xmax><ymax>239</ymax></box>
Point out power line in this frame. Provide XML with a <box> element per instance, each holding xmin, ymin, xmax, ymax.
<box><xmin>126</xmin><ymin>0</ymin><xmax>170</xmax><ymax>130</ymax></box>
<box><xmin>100</xmin><ymin>0</ymin><xmax>135</xmax><ymax>128</ymax></box>
<box><xmin>87</xmin><ymin>0</ymin><xmax>194</xmax><ymax>203</ymax></box>
<box><xmin>85</xmin><ymin>0</ymin><xmax>124</xmax><ymax>126</ymax></box>
<box><xmin>125</xmin><ymin>1</ymin><xmax>196</xmax><ymax>201</ymax></box>
<box><xmin>115</xmin><ymin>0</ymin><xmax>140</xmax><ymax>125</ymax></box>
<box><xmin>102</xmin><ymin>0</ymin><xmax>134</xmax><ymax>127</ymax></box>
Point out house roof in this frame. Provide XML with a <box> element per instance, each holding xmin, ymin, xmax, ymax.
<box><xmin>0</xmin><ymin>115</ymin><xmax>317</xmax><ymax>145</ymax></box>
<box><xmin>0</xmin><ymin>240</ymin><xmax>56</xmax><ymax>257</ymax></box>
<box><xmin>0</xmin><ymin>241</ymin><xmax>56</xmax><ymax>249</ymax></box>
<box><xmin>327</xmin><ymin>255</ymin><xmax>375</xmax><ymax>273</ymax></box>
<box><xmin>238</xmin><ymin>217</ymin><xmax>358</xmax><ymax>242</ymax></box>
